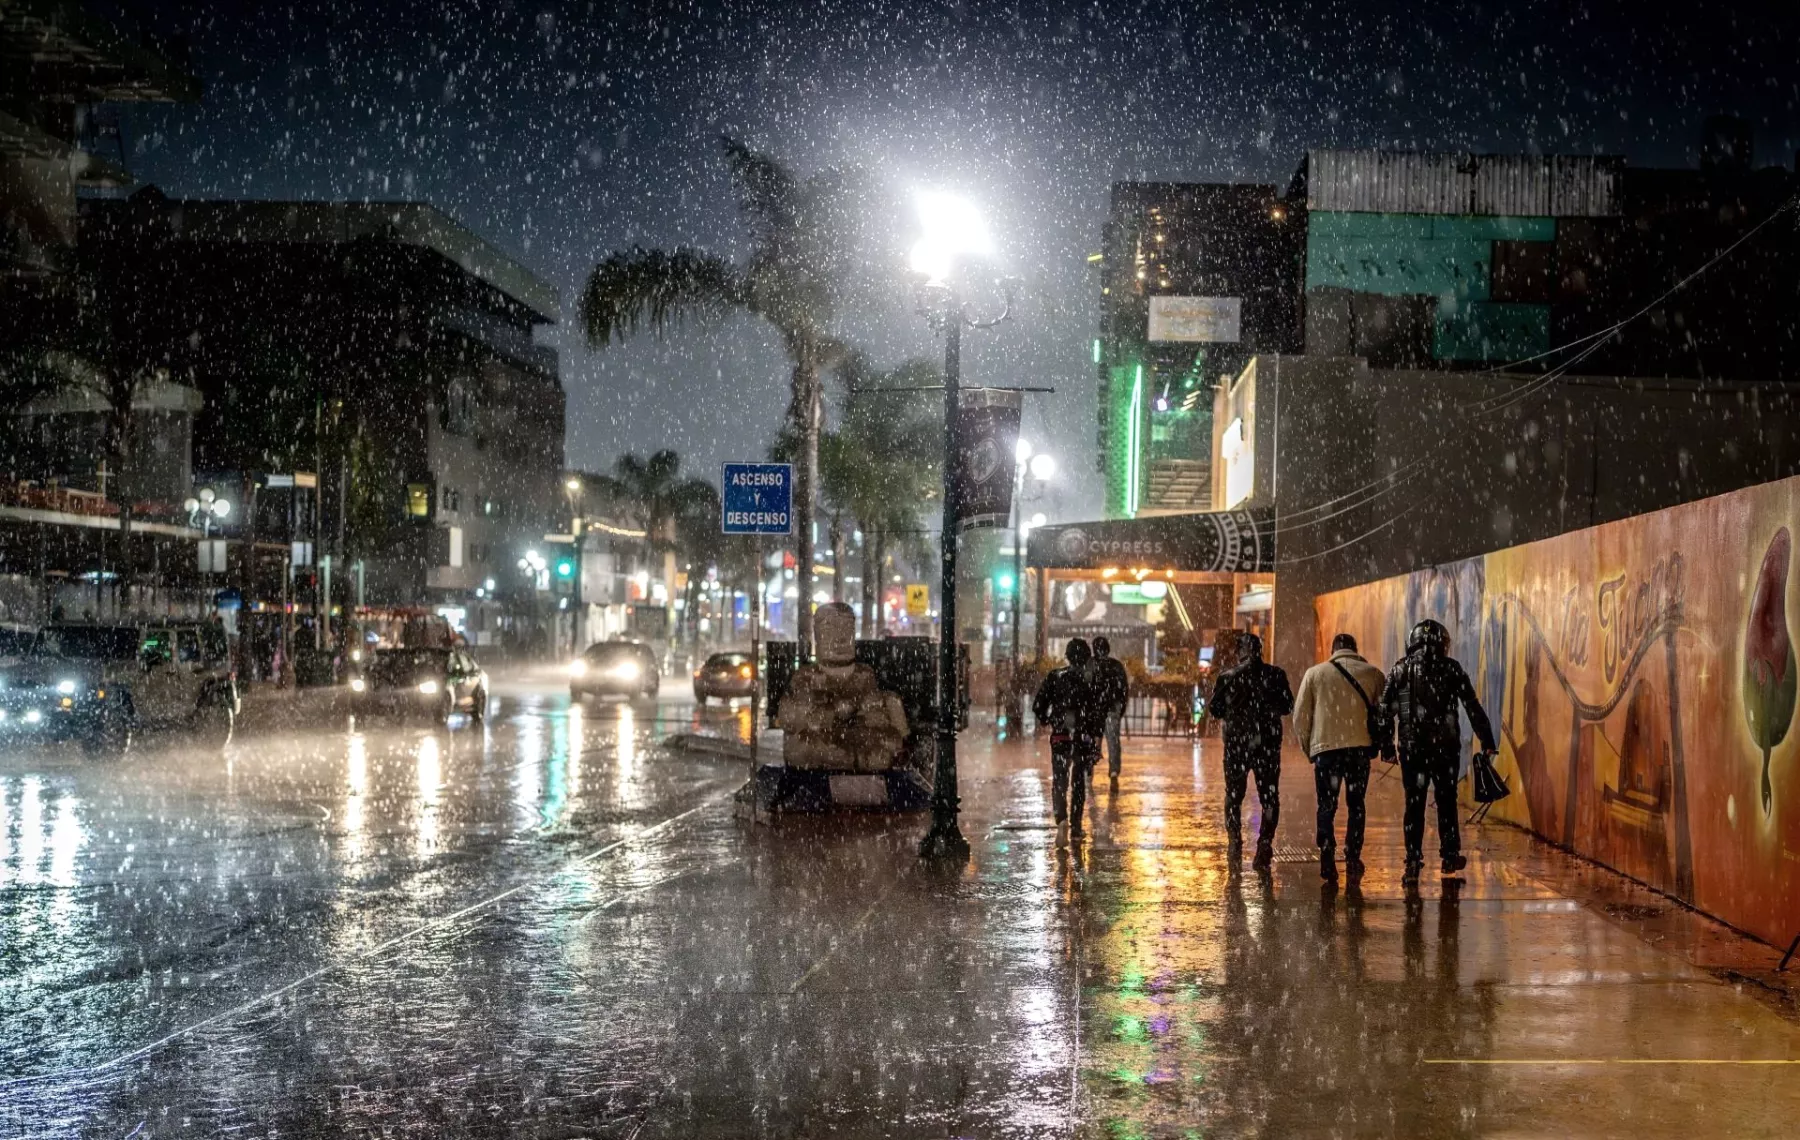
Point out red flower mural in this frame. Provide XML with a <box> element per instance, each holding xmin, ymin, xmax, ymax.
<box><xmin>1743</xmin><ymin>527</ymin><xmax>1795</xmax><ymax>815</ymax></box>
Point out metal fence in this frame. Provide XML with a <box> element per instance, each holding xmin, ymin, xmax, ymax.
<box><xmin>1119</xmin><ymin>688</ymin><xmax>1203</xmax><ymax>738</ymax></box>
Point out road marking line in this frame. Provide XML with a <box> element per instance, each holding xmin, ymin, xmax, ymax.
<box><xmin>1424</xmin><ymin>1058</ymin><xmax>1800</xmax><ymax>1065</ymax></box>
<box><xmin>0</xmin><ymin>788</ymin><xmax>733</xmax><ymax>1088</ymax></box>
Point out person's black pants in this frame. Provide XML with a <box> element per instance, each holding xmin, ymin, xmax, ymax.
<box><xmin>1223</xmin><ymin>743</ymin><xmax>1280</xmax><ymax>848</ymax></box>
<box><xmin>1313</xmin><ymin>747</ymin><xmax>1372</xmax><ymax>859</ymax></box>
<box><xmin>1401</xmin><ymin>753</ymin><xmax>1460</xmax><ymax>863</ymax></box>
<box><xmin>1051</xmin><ymin>739</ymin><xmax>1097</xmax><ymax>825</ymax></box>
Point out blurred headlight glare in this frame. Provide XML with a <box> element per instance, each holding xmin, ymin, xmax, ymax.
<box><xmin>350</xmin><ymin>678</ymin><xmax>366</xmax><ymax>693</ymax></box>
<box><xmin>569</xmin><ymin>659</ymin><xmax>588</xmax><ymax>678</ymax></box>
<box><xmin>417</xmin><ymin>680</ymin><xmax>439</xmax><ymax>694</ymax></box>
<box><xmin>56</xmin><ymin>679</ymin><xmax>77</xmax><ymax>695</ymax></box>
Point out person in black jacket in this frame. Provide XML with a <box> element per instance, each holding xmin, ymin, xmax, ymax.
<box><xmin>1033</xmin><ymin>638</ymin><xmax>1106</xmax><ymax>835</ymax></box>
<box><xmin>1207</xmin><ymin>634</ymin><xmax>1293</xmax><ymax>869</ymax></box>
<box><xmin>1092</xmin><ymin>636</ymin><xmax>1131</xmax><ymax>781</ymax></box>
<box><xmin>1379</xmin><ymin>618</ymin><xmax>1498</xmax><ymax>882</ymax></box>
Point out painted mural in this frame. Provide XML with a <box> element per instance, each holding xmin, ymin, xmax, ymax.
<box><xmin>1316</xmin><ymin>476</ymin><xmax>1800</xmax><ymax>949</ymax></box>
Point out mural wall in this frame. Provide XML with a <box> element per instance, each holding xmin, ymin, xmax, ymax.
<box><xmin>1316</xmin><ymin>476</ymin><xmax>1800</xmax><ymax>949</ymax></box>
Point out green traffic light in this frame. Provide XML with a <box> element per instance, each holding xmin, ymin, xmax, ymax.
<box><xmin>556</xmin><ymin>560</ymin><xmax>574</xmax><ymax>578</ymax></box>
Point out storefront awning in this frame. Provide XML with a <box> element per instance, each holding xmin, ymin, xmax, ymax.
<box><xmin>1026</xmin><ymin>510</ymin><xmax>1274</xmax><ymax>573</ymax></box>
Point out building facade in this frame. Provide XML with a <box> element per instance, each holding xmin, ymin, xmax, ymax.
<box><xmin>76</xmin><ymin>191</ymin><xmax>567</xmax><ymax>643</ymax></box>
<box><xmin>1094</xmin><ymin>182</ymin><xmax>1305</xmax><ymax>519</ymax></box>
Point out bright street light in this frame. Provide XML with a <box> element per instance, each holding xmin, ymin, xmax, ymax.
<box><xmin>908</xmin><ymin>191</ymin><xmax>991</xmax><ymax>285</ymax></box>
<box><xmin>1015</xmin><ymin>438</ymin><xmax>1033</xmax><ymax>463</ymax></box>
<box><xmin>1028</xmin><ymin>453</ymin><xmax>1056</xmax><ymax>481</ymax></box>
<box><xmin>1030</xmin><ymin>511</ymin><xmax>1047</xmax><ymax>528</ymax></box>
<box><xmin>565</xmin><ymin>477</ymin><xmax>581</xmax><ymax>493</ymax></box>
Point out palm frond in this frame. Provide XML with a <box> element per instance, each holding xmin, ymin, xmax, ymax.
<box><xmin>721</xmin><ymin>136</ymin><xmax>799</xmax><ymax>239</ymax></box>
<box><xmin>580</xmin><ymin>247</ymin><xmax>745</xmax><ymax>348</ymax></box>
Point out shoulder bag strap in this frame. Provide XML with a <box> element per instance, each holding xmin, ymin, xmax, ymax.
<box><xmin>1329</xmin><ymin>659</ymin><xmax>1375</xmax><ymax>713</ymax></box>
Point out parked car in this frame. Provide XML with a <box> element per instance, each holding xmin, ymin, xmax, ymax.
<box><xmin>0</xmin><ymin>624</ymin><xmax>34</xmax><ymax>669</ymax></box>
<box><xmin>570</xmin><ymin>640</ymin><xmax>660</xmax><ymax>701</ymax></box>
<box><xmin>350</xmin><ymin>647</ymin><xmax>487</xmax><ymax>723</ymax></box>
<box><xmin>693</xmin><ymin>651</ymin><xmax>755</xmax><ymax>705</ymax></box>
<box><xmin>0</xmin><ymin>621</ymin><xmax>237</xmax><ymax>754</ymax></box>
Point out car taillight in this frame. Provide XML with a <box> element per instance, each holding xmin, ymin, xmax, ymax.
<box><xmin>738</xmin><ymin>665</ymin><xmax>753</xmax><ymax>678</ymax></box>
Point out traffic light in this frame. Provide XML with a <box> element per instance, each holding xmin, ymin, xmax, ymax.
<box><xmin>555</xmin><ymin>558</ymin><xmax>575</xmax><ymax>580</ymax></box>
<box><xmin>993</xmin><ymin>570</ymin><xmax>1016</xmax><ymax>597</ymax></box>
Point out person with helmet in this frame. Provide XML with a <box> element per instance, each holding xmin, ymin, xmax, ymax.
<box><xmin>1380</xmin><ymin>618</ymin><xmax>1497</xmax><ymax>883</ymax></box>
<box><xmin>1033</xmin><ymin>638</ymin><xmax>1106</xmax><ymax>836</ymax></box>
<box><xmin>1091</xmin><ymin>636</ymin><xmax>1131</xmax><ymax>782</ymax></box>
<box><xmin>1206</xmin><ymin>633</ymin><xmax>1293</xmax><ymax>870</ymax></box>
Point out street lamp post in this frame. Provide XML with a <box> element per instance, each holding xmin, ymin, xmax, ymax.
<box><xmin>1009</xmin><ymin>445</ymin><xmax>1055</xmax><ymax>673</ymax></box>
<box><xmin>911</xmin><ymin>191</ymin><xmax>1008</xmax><ymax>862</ymax></box>
<box><xmin>183</xmin><ymin>487</ymin><xmax>233</xmax><ymax>589</ymax></box>
<box><xmin>565</xmin><ymin>476</ymin><xmax>585</xmax><ymax>657</ymax></box>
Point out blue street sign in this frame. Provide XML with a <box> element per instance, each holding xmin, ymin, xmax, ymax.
<box><xmin>721</xmin><ymin>463</ymin><xmax>794</xmax><ymax>535</ymax></box>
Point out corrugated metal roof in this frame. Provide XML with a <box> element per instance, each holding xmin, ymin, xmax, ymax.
<box><xmin>1306</xmin><ymin>150</ymin><xmax>1622</xmax><ymax>217</ymax></box>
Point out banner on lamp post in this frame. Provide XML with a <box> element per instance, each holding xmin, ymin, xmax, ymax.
<box><xmin>953</xmin><ymin>388</ymin><xmax>1022</xmax><ymax>529</ymax></box>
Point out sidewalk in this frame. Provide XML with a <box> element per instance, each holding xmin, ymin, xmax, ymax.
<box><xmin>635</xmin><ymin>724</ymin><xmax>1800</xmax><ymax>1137</ymax></box>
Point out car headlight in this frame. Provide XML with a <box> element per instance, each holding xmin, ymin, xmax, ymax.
<box><xmin>56</xmin><ymin>679</ymin><xmax>77</xmax><ymax>695</ymax></box>
<box><xmin>569</xmin><ymin>659</ymin><xmax>588</xmax><ymax>679</ymax></box>
<box><xmin>417</xmin><ymin>680</ymin><xmax>439</xmax><ymax>695</ymax></box>
<box><xmin>609</xmin><ymin>661</ymin><xmax>641</xmax><ymax>681</ymax></box>
<box><xmin>350</xmin><ymin>678</ymin><xmax>366</xmax><ymax>693</ymax></box>
<box><xmin>23</xmin><ymin>709</ymin><xmax>42</xmax><ymax>724</ymax></box>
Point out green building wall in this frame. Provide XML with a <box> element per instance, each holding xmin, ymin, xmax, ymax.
<box><xmin>1306</xmin><ymin>211</ymin><xmax>1556</xmax><ymax>362</ymax></box>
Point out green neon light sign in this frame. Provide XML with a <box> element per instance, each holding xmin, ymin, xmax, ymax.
<box><xmin>1126</xmin><ymin>363</ymin><xmax>1143</xmax><ymax>516</ymax></box>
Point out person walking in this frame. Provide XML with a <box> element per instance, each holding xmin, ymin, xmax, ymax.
<box><xmin>1379</xmin><ymin>619</ymin><xmax>1498</xmax><ymax>883</ymax></box>
<box><xmin>1207</xmin><ymin>633</ymin><xmax>1292</xmax><ymax>870</ymax></box>
<box><xmin>1092</xmin><ymin>636</ymin><xmax>1130</xmax><ymax>782</ymax></box>
<box><xmin>1033</xmin><ymin>638</ymin><xmax>1105</xmax><ymax>836</ymax></box>
<box><xmin>1293</xmin><ymin>633</ymin><xmax>1387</xmax><ymax>885</ymax></box>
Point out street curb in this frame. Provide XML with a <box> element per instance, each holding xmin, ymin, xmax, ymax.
<box><xmin>663</xmin><ymin>732</ymin><xmax>756</xmax><ymax>762</ymax></box>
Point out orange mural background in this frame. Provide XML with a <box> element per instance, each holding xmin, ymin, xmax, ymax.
<box><xmin>1316</xmin><ymin>477</ymin><xmax>1800</xmax><ymax>949</ymax></box>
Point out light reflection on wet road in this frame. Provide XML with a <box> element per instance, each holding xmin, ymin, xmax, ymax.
<box><xmin>1</xmin><ymin>675</ymin><xmax>1798</xmax><ymax>1137</ymax></box>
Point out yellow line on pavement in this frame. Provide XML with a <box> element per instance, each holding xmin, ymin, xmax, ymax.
<box><xmin>1426</xmin><ymin>1058</ymin><xmax>1800</xmax><ymax>1065</ymax></box>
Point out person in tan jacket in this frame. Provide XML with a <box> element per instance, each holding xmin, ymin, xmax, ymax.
<box><xmin>1292</xmin><ymin>633</ymin><xmax>1388</xmax><ymax>884</ymax></box>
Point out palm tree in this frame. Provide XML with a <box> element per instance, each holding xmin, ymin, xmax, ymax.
<box><xmin>799</xmin><ymin>355</ymin><xmax>940</xmax><ymax>635</ymax></box>
<box><xmin>593</xmin><ymin>450</ymin><xmax>718</xmax><ymax>641</ymax></box>
<box><xmin>580</xmin><ymin>137</ymin><xmax>863</xmax><ymax>654</ymax></box>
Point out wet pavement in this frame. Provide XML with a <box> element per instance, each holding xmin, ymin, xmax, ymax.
<box><xmin>2</xmin><ymin>670</ymin><xmax>1798</xmax><ymax>1137</ymax></box>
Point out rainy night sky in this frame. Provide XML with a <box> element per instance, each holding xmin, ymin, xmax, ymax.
<box><xmin>118</xmin><ymin>0</ymin><xmax>1800</xmax><ymax>518</ymax></box>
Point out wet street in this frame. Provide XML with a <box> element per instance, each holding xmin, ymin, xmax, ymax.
<box><xmin>2</xmin><ymin>668</ymin><xmax>1799</xmax><ymax>1138</ymax></box>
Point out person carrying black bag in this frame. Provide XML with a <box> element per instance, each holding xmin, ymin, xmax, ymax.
<box><xmin>1379</xmin><ymin>619</ymin><xmax>1498</xmax><ymax>883</ymax></box>
<box><xmin>1293</xmin><ymin>633</ymin><xmax>1388</xmax><ymax>884</ymax></box>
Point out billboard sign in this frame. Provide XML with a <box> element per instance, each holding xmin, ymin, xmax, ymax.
<box><xmin>1148</xmin><ymin>295</ymin><xmax>1242</xmax><ymax>343</ymax></box>
<box><xmin>1027</xmin><ymin>511</ymin><xmax>1274</xmax><ymax>573</ymax></box>
<box><xmin>721</xmin><ymin>463</ymin><xmax>793</xmax><ymax>535</ymax></box>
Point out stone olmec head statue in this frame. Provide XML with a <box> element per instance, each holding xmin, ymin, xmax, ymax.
<box><xmin>777</xmin><ymin>602</ymin><xmax>909</xmax><ymax>772</ymax></box>
<box><xmin>814</xmin><ymin>601</ymin><xmax>857</xmax><ymax>667</ymax></box>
